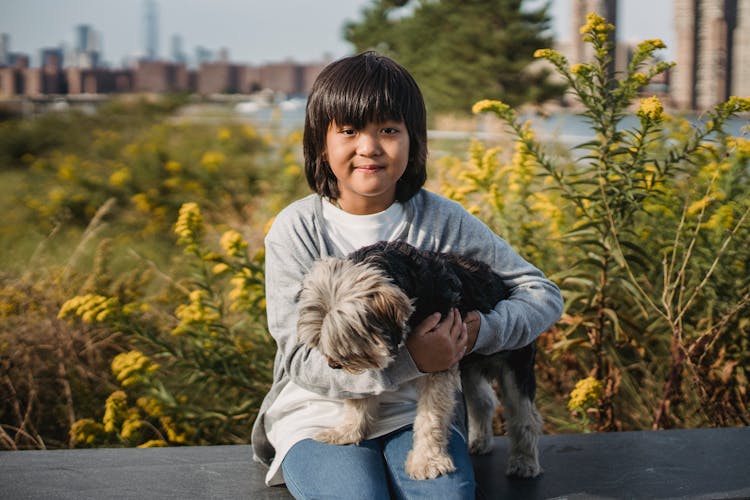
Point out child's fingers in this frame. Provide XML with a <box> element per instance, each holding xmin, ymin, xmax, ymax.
<box><xmin>413</xmin><ymin>312</ymin><xmax>442</xmax><ymax>337</ymax></box>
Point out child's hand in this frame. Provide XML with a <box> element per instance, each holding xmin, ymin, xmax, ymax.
<box><xmin>463</xmin><ymin>310</ymin><xmax>481</xmax><ymax>353</ymax></box>
<box><xmin>406</xmin><ymin>308</ymin><xmax>468</xmax><ymax>372</ymax></box>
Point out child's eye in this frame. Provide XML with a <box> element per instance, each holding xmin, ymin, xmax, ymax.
<box><xmin>340</xmin><ymin>127</ymin><xmax>356</xmax><ymax>136</ymax></box>
<box><xmin>381</xmin><ymin>127</ymin><xmax>399</xmax><ymax>134</ymax></box>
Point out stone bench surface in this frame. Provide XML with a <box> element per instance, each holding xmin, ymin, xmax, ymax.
<box><xmin>1</xmin><ymin>427</ymin><xmax>749</xmax><ymax>499</ymax></box>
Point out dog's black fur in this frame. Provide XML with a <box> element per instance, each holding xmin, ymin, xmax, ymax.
<box><xmin>349</xmin><ymin>240</ymin><xmax>537</xmax><ymax>403</ymax></box>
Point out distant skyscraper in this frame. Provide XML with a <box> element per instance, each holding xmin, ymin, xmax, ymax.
<box><xmin>734</xmin><ymin>0</ymin><xmax>750</xmax><ymax>99</ymax></box>
<box><xmin>0</xmin><ymin>33</ymin><xmax>9</xmax><ymax>66</ymax></box>
<box><xmin>195</xmin><ymin>46</ymin><xmax>214</xmax><ymax>66</ymax></box>
<box><xmin>143</xmin><ymin>0</ymin><xmax>159</xmax><ymax>60</ymax></box>
<box><xmin>40</xmin><ymin>47</ymin><xmax>64</xmax><ymax>69</ymax></box>
<box><xmin>673</xmin><ymin>0</ymin><xmax>750</xmax><ymax>109</ymax></box>
<box><xmin>76</xmin><ymin>25</ymin><xmax>93</xmax><ymax>52</ymax></box>
<box><xmin>74</xmin><ymin>24</ymin><xmax>101</xmax><ymax>68</ymax></box>
<box><xmin>170</xmin><ymin>34</ymin><xmax>186</xmax><ymax>64</ymax></box>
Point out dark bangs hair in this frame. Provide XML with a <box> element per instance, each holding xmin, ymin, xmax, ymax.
<box><xmin>303</xmin><ymin>51</ymin><xmax>427</xmax><ymax>202</ymax></box>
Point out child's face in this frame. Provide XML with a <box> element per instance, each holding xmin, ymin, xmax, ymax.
<box><xmin>324</xmin><ymin>119</ymin><xmax>410</xmax><ymax>214</ymax></box>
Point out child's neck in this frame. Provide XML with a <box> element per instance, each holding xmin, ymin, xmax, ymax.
<box><xmin>336</xmin><ymin>196</ymin><xmax>396</xmax><ymax>215</ymax></box>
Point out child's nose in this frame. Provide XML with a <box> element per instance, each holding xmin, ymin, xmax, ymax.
<box><xmin>356</xmin><ymin>132</ymin><xmax>382</xmax><ymax>156</ymax></box>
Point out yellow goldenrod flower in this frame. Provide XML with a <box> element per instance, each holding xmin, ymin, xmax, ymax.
<box><xmin>111</xmin><ymin>350</ymin><xmax>159</xmax><ymax>388</ymax></box>
<box><xmin>138</xmin><ymin>439</ymin><xmax>168</xmax><ymax>448</ymax></box>
<box><xmin>119</xmin><ymin>408</ymin><xmax>143</xmax><ymax>441</ymax></box>
<box><xmin>108</xmin><ymin>168</ymin><xmax>131</xmax><ymax>188</ymax></box>
<box><xmin>687</xmin><ymin>195</ymin><xmax>715</xmax><ymax>216</ymax></box>
<box><xmin>284</xmin><ymin>164</ymin><xmax>302</xmax><ymax>178</ymax></box>
<box><xmin>200</xmin><ymin>150</ymin><xmax>226</xmax><ymax>171</ymax></box>
<box><xmin>159</xmin><ymin>416</ymin><xmax>191</xmax><ymax>444</ymax></box>
<box><xmin>48</xmin><ymin>187</ymin><xmax>66</xmax><ymax>204</ymax></box>
<box><xmin>570</xmin><ymin>63</ymin><xmax>587</xmax><ymax>76</ymax></box>
<box><xmin>726</xmin><ymin>96</ymin><xmax>750</xmax><ymax>112</ymax></box>
<box><xmin>252</xmin><ymin>248</ymin><xmax>265</xmax><ymax>262</ymax></box>
<box><xmin>162</xmin><ymin>177</ymin><xmax>181</xmax><ymax>189</ymax></box>
<box><xmin>131</xmin><ymin>193</ymin><xmax>151</xmax><ymax>213</ymax></box>
<box><xmin>703</xmin><ymin>204</ymin><xmax>735</xmax><ymax>231</ymax></box>
<box><xmin>568</xmin><ymin>376</ymin><xmax>603</xmax><ymax>412</ymax></box>
<box><xmin>227</xmin><ymin>267</ymin><xmax>265</xmax><ymax>312</ymax></box>
<box><xmin>637</xmin><ymin>39</ymin><xmax>666</xmax><ymax>52</ymax></box>
<box><xmin>137</xmin><ymin>397</ymin><xmax>164</xmax><ymax>418</ymax></box>
<box><xmin>219</xmin><ymin>229</ymin><xmax>248</xmax><ymax>258</ymax></box>
<box><xmin>202</xmin><ymin>251</ymin><xmax>221</xmax><ymax>262</ymax></box>
<box><xmin>472</xmin><ymin>99</ymin><xmax>512</xmax><ymax>119</ymax></box>
<box><xmin>631</xmin><ymin>73</ymin><xmax>649</xmax><ymax>86</ymax></box>
<box><xmin>264</xmin><ymin>217</ymin><xmax>275</xmax><ymax>236</ymax></box>
<box><xmin>217</xmin><ymin>127</ymin><xmax>232</xmax><ymax>142</ymax></box>
<box><xmin>164</xmin><ymin>160</ymin><xmax>182</xmax><ymax>172</ymax></box>
<box><xmin>174</xmin><ymin>202</ymin><xmax>204</xmax><ymax>252</ymax></box>
<box><xmin>173</xmin><ymin>289</ymin><xmax>221</xmax><ymax>335</ymax></box>
<box><xmin>580</xmin><ymin>12</ymin><xmax>612</xmax><ymax>35</ymax></box>
<box><xmin>57</xmin><ymin>165</ymin><xmax>74</xmax><ymax>181</ymax></box>
<box><xmin>103</xmin><ymin>391</ymin><xmax>128</xmax><ymax>433</ymax></box>
<box><xmin>212</xmin><ymin>262</ymin><xmax>230</xmax><ymax>275</ymax></box>
<box><xmin>727</xmin><ymin>137</ymin><xmax>750</xmax><ymax>160</ymax></box>
<box><xmin>58</xmin><ymin>294</ymin><xmax>119</xmax><ymax>323</ymax></box>
<box><xmin>70</xmin><ymin>418</ymin><xmax>106</xmax><ymax>447</ymax></box>
<box><xmin>637</xmin><ymin>96</ymin><xmax>664</xmax><ymax>121</ymax></box>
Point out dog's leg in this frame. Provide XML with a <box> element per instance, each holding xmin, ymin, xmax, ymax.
<box><xmin>461</xmin><ymin>366</ymin><xmax>497</xmax><ymax>455</ymax></box>
<box><xmin>315</xmin><ymin>397</ymin><xmax>376</xmax><ymax>445</ymax></box>
<box><xmin>499</xmin><ymin>366</ymin><xmax>543</xmax><ymax>477</ymax></box>
<box><xmin>405</xmin><ymin>368</ymin><xmax>460</xmax><ymax>480</ymax></box>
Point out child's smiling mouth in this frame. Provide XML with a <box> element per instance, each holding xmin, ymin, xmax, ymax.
<box><xmin>354</xmin><ymin>164</ymin><xmax>384</xmax><ymax>172</ymax></box>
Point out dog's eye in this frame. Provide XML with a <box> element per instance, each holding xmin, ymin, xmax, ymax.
<box><xmin>327</xmin><ymin>359</ymin><xmax>343</xmax><ymax>369</ymax></box>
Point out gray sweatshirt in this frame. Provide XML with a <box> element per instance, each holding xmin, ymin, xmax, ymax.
<box><xmin>251</xmin><ymin>189</ymin><xmax>563</xmax><ymax>466</ymax></box>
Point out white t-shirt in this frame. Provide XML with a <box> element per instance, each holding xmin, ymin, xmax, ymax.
<box><xmin>263</xmin><ymin>199</ymin><xmax>419</xmax><ymax>486</ymax></box>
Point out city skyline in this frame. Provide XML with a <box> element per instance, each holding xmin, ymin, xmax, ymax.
<box><xmin>1</xmin><ymin>0</ymin><xmax>674</xmax><ymax>68</ymax></box>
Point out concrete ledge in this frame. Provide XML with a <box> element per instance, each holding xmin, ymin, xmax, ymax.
<box><xmin>1</xmin><ymin>427</ymin><xmax>748</xmax><ymax>499</ymax></box>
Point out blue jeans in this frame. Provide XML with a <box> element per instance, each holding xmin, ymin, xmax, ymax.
<box><xmin>281</xmin><ymin>425</ymin><xmax>476</xmax><ymax>499</ymax></box>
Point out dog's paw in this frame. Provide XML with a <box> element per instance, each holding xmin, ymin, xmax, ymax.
<box><xmin>405</xmin><ymin>450</ymin><xmax>456</xmax><ymax>480</ymax></box>
<box><xmin>314</xmin><ymin>427</ymin><xmax>362</xmax><ymax>445</ymax></box>
<box><xmin>468</xmin><ymin>434</ymin><xmax>493</xmax><ymax>455</ymax></box>
<box><xmin>505</xmin><ymin>455</ymin><xmax>542</xmax><ymax>478</ymax></box>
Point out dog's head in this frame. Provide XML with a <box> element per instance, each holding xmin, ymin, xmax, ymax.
<box><xmin>296</xmin><ymin>257</ymin><xmax>414</xmax><ymax>373</ymax></box>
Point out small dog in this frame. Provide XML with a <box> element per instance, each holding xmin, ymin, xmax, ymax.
<box><xmin>296</xmin><ymin>240</ymin><xmax>543</xmax><ymax>480</ymax></box>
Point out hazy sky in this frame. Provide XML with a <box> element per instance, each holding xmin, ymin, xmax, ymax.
<box><xmin>1</xmin><ymin>0</ymin><xmax>674</xmax><ymax>67</ymax></box>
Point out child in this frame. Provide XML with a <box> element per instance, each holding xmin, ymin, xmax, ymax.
<box><xmin>251</xmin><ymin>51</ymin><xmax>563</xmax><ymax>499</ymax></box>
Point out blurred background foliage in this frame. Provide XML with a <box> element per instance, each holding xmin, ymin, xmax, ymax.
<box><xmin>345</xmin><ymin>0</ymin><xmax>566</xmax><ymax>114</ymax></box>
<box><xmin>1</xmin><ymin>10</ymin><xmax>748</xmax><ymax>450</ymax></box>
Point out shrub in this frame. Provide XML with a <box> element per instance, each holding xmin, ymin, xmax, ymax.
<box><xmin>60</xmin><ymin>203</ymin><xmax>275</xmax><ymax>447</ymax></box>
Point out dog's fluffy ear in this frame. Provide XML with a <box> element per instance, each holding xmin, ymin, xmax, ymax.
<box><xmin>297</xmin><ymin>257</ymin><xmax>414</xmax><ymax>370</ymax></box>
<box><xmin>296</xmin><ymin>258</ymin><xmax>341</xmax><ymax>350</ymax></box>
<box><xmin>369</xmin><ymin>286</ymin><xmax>414</xmax><ymax>352</ymax></box>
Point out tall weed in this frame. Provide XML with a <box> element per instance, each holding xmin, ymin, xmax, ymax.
<box><xmin>466</xmin><ymin>13</ymin><xmax>750</xmax><ymax>430</ymax></box>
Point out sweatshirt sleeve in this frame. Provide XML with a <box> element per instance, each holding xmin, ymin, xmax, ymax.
<box><xmin>264</xmin><ymin>205</ymin><xmax>423</xmax><ymax>399</ymax></box>
<box><xmin>423</xmin><ymin>193</ymin><xmax>563</xmax><ymax>353</ymax></box>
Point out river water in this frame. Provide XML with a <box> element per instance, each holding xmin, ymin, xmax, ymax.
<box><xmin>238</xmin><ymin>101</ymin><xmax>749</xmax><ymax>147</ymax></box>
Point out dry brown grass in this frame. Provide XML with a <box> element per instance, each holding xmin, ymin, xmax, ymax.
<box><xmin>0</xmin><ymin>270</ymin><xmax>125</xmax><ymax>449</ymax></box>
